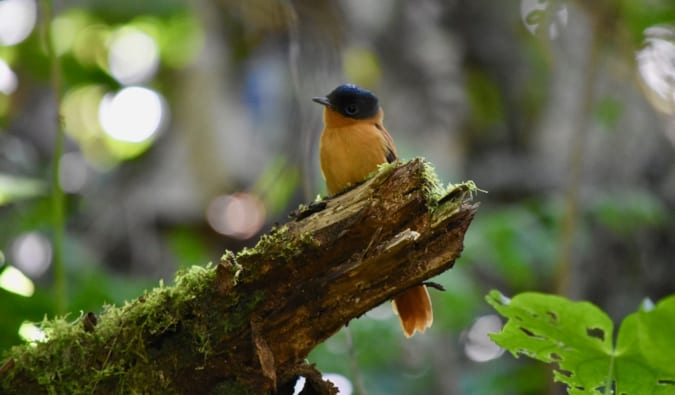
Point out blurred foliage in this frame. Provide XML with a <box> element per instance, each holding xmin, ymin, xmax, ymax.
<box><xmin>593</xmin><ymin>96</ymin><xmax>623</xmax><ymax>131</ymax></box>
<box><xmin>588</xmin><ymin>189</ymin><xmax>668</xmax><ymax>236</ymax></box>
<box><xmin>0</xmin><ymin>0</ymin><xmax>674</xmax><ymax>394</ymax></box>
<box><xmin>466</xmin><ymin>69</ymin><xmax>505</xmax><ymax>130</ymax></box>
<box><xmin>463</xmin><ymin>203</ymin><xmax>560</xmax><ymax>291</ymax></box>
<box><xmin>253</xmin><ymin>156</ymin><xmax>301</xmax><ymax>216</ymax></box>
<box><xmin>0</xmin><ymin>174</ymin><xmax>46</xmax><ymax>205</ymax></box>
<box><xmin>165</xmin><ymin>226</ymin><xmax>213</xmax><ymax>271</ymax></box>
<box><xmin>616</xmin><ymin>0</ymin><xmax>675</xmax><ymax>44</ymax></box>
<box><xmin>0</xmin><ymin>262</ymin><xmax>153</xmax><ymax>349</ymax></box>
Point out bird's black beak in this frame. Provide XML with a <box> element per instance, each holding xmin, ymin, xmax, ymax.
<box><xmin>312</xmin><ymin>96</ymin><xmax>331</xmax><ymax>107</ymax></box>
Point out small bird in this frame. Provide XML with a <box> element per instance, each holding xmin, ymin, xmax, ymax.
<box><xmin>312</xmin><ymin>84</ymin><xmax>433</xmax><ymax>337</ymax></box>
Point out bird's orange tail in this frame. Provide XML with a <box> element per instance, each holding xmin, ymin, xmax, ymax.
<box><xmin>392</xmin><ymin>285</ymin><xmax>433</xmax><ymax>337</ymax></box>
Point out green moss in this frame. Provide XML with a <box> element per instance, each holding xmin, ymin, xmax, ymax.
<box><xmin>236</xmin><ymin>224</ymin><xmax>317</xmax><ymax>264</ymax></box>
<box><xmin>174</xmin><ymin>263</ymin><xmax>217</xmax><ymax>300</ymax></box>
<box><xmin>221</xmin><ymin>289</ymin><xmax>266</xmax><ymax>335</ymax></box>
<box><xmin>419</xmin><ymin>159</ymin><xmax>447</xmax><ymax>205</ymax></box>
<box><xmin>1</xmin><ymin>265</ymin><xmax>228</xmax><ymax>394</ymax></box>
<box><xmin>375</xmin><ymin>158</ymin><xmax>481</xmax><ymax>214</ymax></box>
<box><xmin>294</xmin><ymin>202</ymin><xmax>310</xmax><ymax>213</ymax></box>
<box><xmin>429</xmin><ymin>181</ymin><xmax>482</xmax><ymax>228</ymax></box>
<box><xmin>375</xmin><ymin>159</ymin><xmax>400</xmax><ymax>175</ymax></box>
<box><xmin>299</xmin><ymin>230</ymin><xmax>320</xmax><ymax>248</ymax></box>
<box><xmin>220</xmin><ymin>252</ymin><xmax>243</xmax><ymax>288</ymax></box>
<box><xmin>237</xmin><ymin>225</ymin><xmax>289</xmax><ymax>259</ymax></box>
<box><xmin>417</xmin><ymin>157</ymin><xmax>483</xmax><ymax>222</ymax></box>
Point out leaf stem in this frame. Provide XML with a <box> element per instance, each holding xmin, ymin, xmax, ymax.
<box><xmin>40</xmin><ymin>0</ymin><xmax>67</xmax><ymax>314</ymax></box>
<box><xmin>345</xmin><ymin>328</ymin><xmax>369</xmax><ymax>395</ymax></box>
<box><xmin>604</xmin><ymin>354</ymin><xmax>615</xmax><ymax>395</ymax></box>
<box><xmin>554</xmin><ymin>5</ymin><xmax>600</xmax><ymax>297</ymax></box>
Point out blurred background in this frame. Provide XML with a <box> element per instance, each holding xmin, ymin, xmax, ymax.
<box><xmin>0</xmin><ymin>0</ymin><xmax>674</xmax><ymax>394</ymax></box>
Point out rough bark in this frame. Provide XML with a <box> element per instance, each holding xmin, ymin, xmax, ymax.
<box><xmin>0</xmin><ymin>159</ymin><xmax>478</xmax><ymax>395</ymax></box>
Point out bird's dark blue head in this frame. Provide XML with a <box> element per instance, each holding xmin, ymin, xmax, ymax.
<box><xmin>313</xmin><ymin>84</ymin><xmax>379</xmax><ymax>120</ymax></box>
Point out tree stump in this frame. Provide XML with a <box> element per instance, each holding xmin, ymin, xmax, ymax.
<box><xmin>0</xmin><ymin>159</ymin><xmax>479</xmax><ymax>394</ymax></box>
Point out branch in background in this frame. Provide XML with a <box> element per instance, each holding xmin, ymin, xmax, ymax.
<box><xmin>0</xmin><ymin>159</ymin><xmax>479</xmax><ymax>394</ymax></box>
<box><xmin>39</xmin><ymin>0</ymin><xmax>67</xmax><ymax>314</ymax></box>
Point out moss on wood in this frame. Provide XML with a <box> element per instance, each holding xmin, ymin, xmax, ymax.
<box><xmin>1</xmin><ymin>158</ymin><xmax>479</xmax><ymax>395</ymax></box>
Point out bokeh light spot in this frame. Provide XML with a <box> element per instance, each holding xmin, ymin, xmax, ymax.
<box><xmin>463</xmin><ymin>314</ymin><xmax>505</xmax><ymax>362</ymax></box>
<box><xmin>51</xmin><ymin>10</ymin><xmax>90</xmax><ymax>56</ymax></box>
<box><xmin>18</xmin><ymin>321</ymin><xmax>45</xmax><ymax>343</ymax></box>
<box><xmin>0</xmin><ymin>59</ymin><xmax>18</xmax><ymax>95</ymax></box>
<box><xmin>0</xmin><ymin>0</ymin><xmax>37</xmax><ymax>46</ymax></box>
<box><xmin>99</xmin><ymin>86</ymin><xmax>165</xmax><ymax>143</ymax></box>
<box><xmin>10</xmin><ymin>232</ymin><xmax>52</xmax><ymax>278</ymax></box>
<box><xmin>323</xmin><ymin>373</ymin><xmax>353</xmax><ymax>395</ymax></box>
<box><xmin>72</xmin><ymin>24</ymin><xmax>110</xmax><ymax>68</ymax></box>
<box><xmin>206</xmin><ymin>193</ymin><xmax>266</xmax><ymax>240</ymax></box>
<box><xmin>0</xmin><ymin>265</ymin><xmax>34</xmax><ymax>297</ymax></box>
<box><xmin>637</xmin><ymin>25</ymin><xmax>675</xmax><ymax>114</ymax></box>
<box><xmin>108</xmin><ymin>28</ymin><xmax>160</xmax><ymax>85</ymax></box>
<box><xmin>59</xmin><ymin>151</ymin><xmax>90</xmax><ymax>193</ymax></box>
<box><xmin>62</xmin><ymin>85</ymin><xmax>106</xmax><ymax>141</ymax></box>
<box><xmin>292</xmin><ymin>373</ymin><xmax>353</xmax><ymax>395</ymax></box>
<box><xmin>292</xmin><ymin>376</ymin><xmax>306</xmax><ymax>395</ymax></box>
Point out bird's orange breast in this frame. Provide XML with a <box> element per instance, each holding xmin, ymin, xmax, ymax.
<box><xmin>319</xmin><ymin>108</ymin><xmax>390</xmax><ymax>195</ymax></box>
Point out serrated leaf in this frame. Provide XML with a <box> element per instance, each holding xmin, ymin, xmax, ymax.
<box><xmin>486</xmin><ymin>291</ymin><xmax>675</xmax><ymax>394</ymax></box>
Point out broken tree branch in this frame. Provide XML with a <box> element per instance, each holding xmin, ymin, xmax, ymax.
<box><xmin>0</xmin><ymin>159</ymin><xmax>479</xmax><ymax>394</ymax></box>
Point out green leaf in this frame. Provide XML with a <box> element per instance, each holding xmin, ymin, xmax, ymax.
<box><xmin>486</xmin><ymin>291</ymin><xmax>675</xmax><ymax>394</ymax></box>
<box><xmin>614</xmin><ymin>295</ymin><xmax>675</xmax><ymax>394</ymax></box>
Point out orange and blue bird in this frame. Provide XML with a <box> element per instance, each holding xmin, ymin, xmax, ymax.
<box><xmin>313</xmin><ymin>84</ymin><xmax>433</xmax><ymax>337</ymax></box>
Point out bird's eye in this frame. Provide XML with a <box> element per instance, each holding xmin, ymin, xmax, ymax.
<box><xmin>344</xmin><ymin>104</ymin><xmax>358</xmax><ymax>116</ymax></box>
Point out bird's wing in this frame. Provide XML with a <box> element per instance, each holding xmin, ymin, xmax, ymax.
<box><xmin>375</xmin><ymin>122</ymin><xmax>398</xmax><ymax>163</ymax></box>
